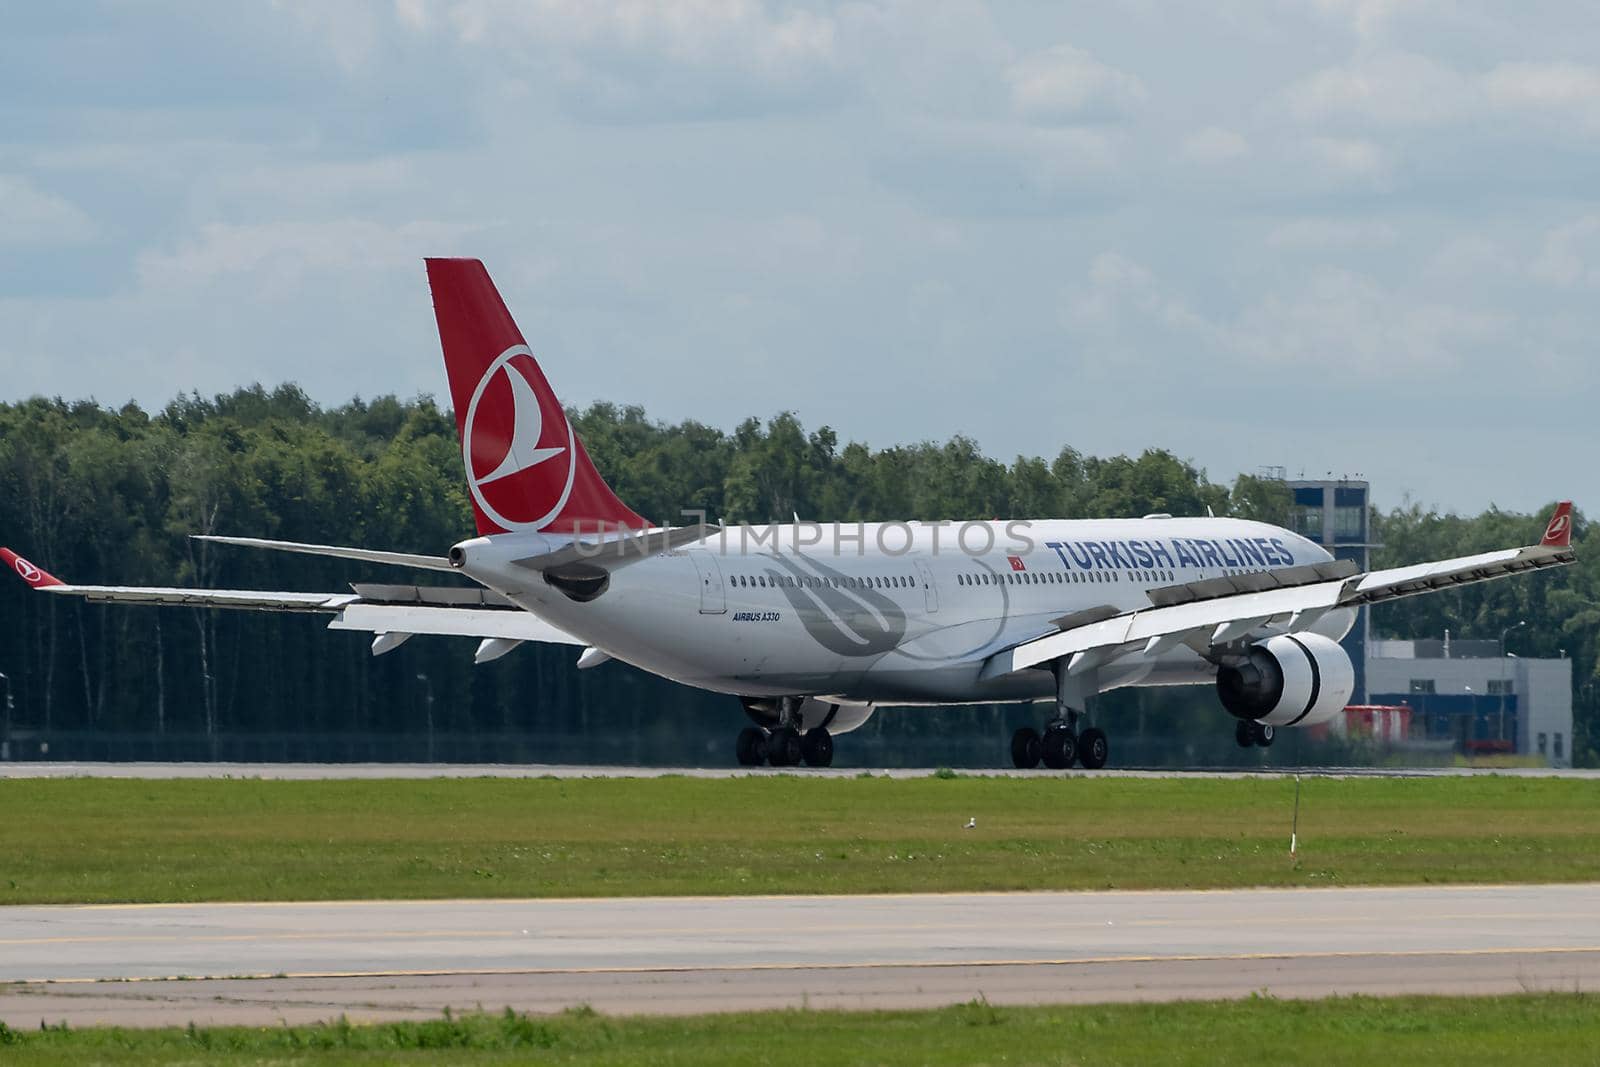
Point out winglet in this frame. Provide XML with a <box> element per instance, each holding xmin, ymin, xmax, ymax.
<box><xmin>0</xmin><ymin>548</ymin><xmax>65</xmax><ymax>589</ymax></box>
<box><xmin>1541</xmin><ymin>501</ymin><xmax>1574</xmax><ymax>548</ymax></box>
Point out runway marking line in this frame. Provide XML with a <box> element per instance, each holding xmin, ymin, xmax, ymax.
<box><xmin>15</xmin><ymin>945</ymin><xmax>1600</xmax><ymax>987</ymax></box>
<box><xmin>0</xmin><ymin>929</ymin><xmax>517</xmax><ymax>947</ymax></box>
<box><xmin>43</xmin><ymin>881</ymin><xmax>1600</xmax><ymax>912</ymax></box>
<box><xmin>5</xmin><ymin>910</ymin><xmax>1596</xmax><ymax>947</ymax></box>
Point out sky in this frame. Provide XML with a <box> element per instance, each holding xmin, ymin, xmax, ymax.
<box><xmin>2</xmin><ymin>1</ymin><xmax>1597</xmax><ymax>517</ymax></box>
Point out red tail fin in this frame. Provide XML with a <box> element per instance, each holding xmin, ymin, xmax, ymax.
<box><xmin>425</xmin><ymin>258</ymin><xmax>645</xmax><ymax>537</ymax></box>
<box><xmin>1541</xmin><ymin>500</ymin><xmax>1574</xmax><ymax>548</ymax></box>
<box><xmin>1</xmin><ymin>548</ymin><xmax>64</xmax><ymax>589</ymax></box>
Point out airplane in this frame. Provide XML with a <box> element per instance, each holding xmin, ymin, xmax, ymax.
<box><xmin>2</xmin><ymin>259</ymin><xmax>1578</xmax><ymax>769</ymax></box>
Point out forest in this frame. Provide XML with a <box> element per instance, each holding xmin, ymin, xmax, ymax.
<box><xmin>0</xmin><ymin>385</ymin><xmax>1592</xmax><ymax>766</ymax></box>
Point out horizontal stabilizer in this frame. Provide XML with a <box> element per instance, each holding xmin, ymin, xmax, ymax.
<box><xmin>193</xmin><ymin>535</ymin><xmax>457</xmax><ymax>573</ymax></box>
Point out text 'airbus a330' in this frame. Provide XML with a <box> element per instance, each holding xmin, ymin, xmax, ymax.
<box><xmin>3</xmin><ymin>260</ymin><xmax>1578</xmax><ymax>769</ymax></box>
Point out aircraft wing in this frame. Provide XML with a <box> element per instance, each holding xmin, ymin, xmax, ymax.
<box><xmin>0</xmin><ymin>548</ymin><xmax>583</xmax><ymax>651</ymax></box>
<box><xmin>980</xmin><ymin>501</ymin><xmax>1577</xmax><ymax>681</ymax></box>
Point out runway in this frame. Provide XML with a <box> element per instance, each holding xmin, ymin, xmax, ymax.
<box><xmin>3</xmin><ymin>761</ymin><xmax>1596</xmax><ymax>779</ymax></box>
<box><xmin>4</xmin><ymin>884</ymin><xmax>1598</xmax><ymax>1027</ymax></box>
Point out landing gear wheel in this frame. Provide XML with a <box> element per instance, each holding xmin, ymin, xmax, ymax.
<box><xmin>801</xmin><ymin>728</ymin><xmax>834</xmax><ymax>768</ymax></box>
<box><xmin>1041</xmin><ymin>728</ymin><xmax>1078</xmax><ymax>770</ymax></box>
<box><xmin>1252</xmin><ymin>722</ymin><xmax>1275</xmax><ymax>748</ymax></box>
<box><xmin>1010</xmin><ymin>727</ymin><xmax>1042</xmax><ymax>769</ymax></box>
<box><xmin>767</xmin><ymin>726</ymin><xmax>802</xmax><ymax>767</ymax></box>
<box><xmin>736</xmin><ymin>727</ymin><xmax>768</xmax><ymax>766</ymax></box>
<box><xmin>1077</xmin><ymin>727</ymin><xmax>1109</xmax><ymax>770</ymax></box>
<box><xmin>1235</xmin><ymin>720</ymin><xmax>1256</xmax><ymax>749</ymax></box>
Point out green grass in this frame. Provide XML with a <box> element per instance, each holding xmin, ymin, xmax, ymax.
<box><xmin>3</xmin><ymin>996</ymin><xmax>1600</xmax><ymax>1065</ymax></box>
<box><xmin>2</xmin><ymin>775</ymin><xmax>1599</xmax><ymax>904</ymax></box>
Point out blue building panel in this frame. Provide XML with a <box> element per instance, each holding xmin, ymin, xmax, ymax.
<box><xmin>1334</xmin><ymin>487</ymin><xmax>1367</xmax><ymax>507</ymax></box>
<box><xmin>1293</xmin><ymin>487</ymin><xmax>1325</xmax><ymax>507</ymax></box>
<box><xmin>1369</xmin><ymin>693</ymin><xmax>1519</xmax><ymax>744</ymax></box>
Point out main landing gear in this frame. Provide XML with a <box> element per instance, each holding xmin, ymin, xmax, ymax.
<box><xmin>736</xmin><ymin>725</ymin><xmax>834</xmax><ymax>768</ymax></box>
<box><xmin>1235</xmin><ymin>720</ymin><xmax>1275</xmax><ymax>748</ymax></box>
<box><xmin>1012</xmin><ymin>658</ymin><xmax>1111</xmax><ymax>770</ymax></box>
<box><xmin>1010</xmin><ymin>723</ymin><xmax>1109</xmax><ymax>770</ymax></box>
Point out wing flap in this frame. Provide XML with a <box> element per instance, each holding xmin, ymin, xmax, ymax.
<box><xmin>327</xmin><ymin>603</ymin><xmax>582</xmax><ymax>644</ymax></box>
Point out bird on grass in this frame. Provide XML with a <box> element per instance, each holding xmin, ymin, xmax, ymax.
<box><xmin>964</xmin><ymin>817</ymin><xmax>976</xmax><ymax>830</ymax></box>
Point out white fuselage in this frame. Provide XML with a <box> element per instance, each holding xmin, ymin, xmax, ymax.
<box><xmin>452</xmin><ymin>517</ymin><xmax>1355</xmax><ymax>709</ymax></box>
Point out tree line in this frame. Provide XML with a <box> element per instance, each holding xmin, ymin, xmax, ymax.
<box><xmin>0</xmin><ymin>386</ymin><xmax>1591</xmax><ymax>765</ymax></box>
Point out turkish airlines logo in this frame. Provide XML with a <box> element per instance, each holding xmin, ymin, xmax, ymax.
<box><xmin>13</xmin><ymin>557</ymin><xmax>40</xmax><ymax>583</ymax></box>
<box><xmin>461</xmin><ymin>345</ymin><xmax>576</xmax><ymax>532</ymax></box>
<box><xmin>766</xmin><ymin>556</ymin><xmax>906</xmax><ymax>657</ymax></box>
<box><xmin>1545</xmin><ymin>512</ymin><xmax>1571</xmax><ymax>542</ymax></box>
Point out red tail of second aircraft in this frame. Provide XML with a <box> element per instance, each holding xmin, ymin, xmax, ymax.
<box><xmin>425</xmin><ymin>258</ymin><xmax>645</xmax><ymax>537</ymax></box>
<box><xmin>1541</xmin><ymin>501</ymin><xmax>1575</xmax><ymax>548</ymax></box>
<box><xmin>0</xmin><ymin>548</ymin><xmax>63</xmax><ymax>589</ymax></box>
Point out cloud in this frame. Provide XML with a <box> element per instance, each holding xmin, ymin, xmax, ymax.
<box><xmin>1266</xmin><ymin>218</ymin><xmax>1397</xmax><ymax>248</ymax></box>
<box><xmin>1182</xmin><ymin>126</ymin><xmax>1249</xmax><ymax>164</ymax></box>
<box><xmin>1062</xmin><ymin>253</ymin><xmax>1511</xmax><ymax>381</ymax></box>
<box><xmin>1283</xmin><ymin>50</ymin><xmax>1472</xmax><ymax>126</ymax></box>
<box><xmin>1484</xmin><ymin>61</ymin><xmax>1600</xmax><ymax>132</ymax></box>
<box><xmin>871</xmin><ymin>121</ymin><xmax>1121</xmax><ymax>217</ymax></box>
<box><xmin>1284</xmin><ymin>54</ymin><xmax>1600</xmax><ymax>135</ymax></box>
<box><xmin>428</xmin><ymin>0</ymin><xmax>843</xmax><ymax>121</ymax></box>
<box><xmin>1006</xmin><ymin>44</ymin><xmax>1146</xmax><ymax>124</ymax></box>
<box><xmin>1230</xmin><ymin>267</ymin><xmax>1509</xmax><ymax>374</ymax></box>
<box><xmin>0</xmin><ymin>174</ymin><xmax>96</xmax><ymax>245</ymax></box>
<box><xmin>1530</xmin><ymin>215</ymin><xmax>1600</xmax><ymax>287</ymax></box>
<box><xmin>1310</xmin><ymin>0</ymin><xmax>1433</xmax><ymax>38</ymax></box>
<box><xmin>135</xmin><ymin>219</ymin><xmax>478</xmax><ymax>293</ymax></box>
<box><xmin>1062</xmin><ymin>252</ymin><xmax>1215</xmax><ymax>352</ymax></box>
<box><xmin>1303</xmin><ymin>136</ymin><xmax>1389</xmax><ymax>179</ymax></box>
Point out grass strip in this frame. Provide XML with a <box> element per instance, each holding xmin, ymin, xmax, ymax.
<box><xmin>4</xmin><ymin>994</ymin><xmax>1600</xmax><ymax>1065</ymax></box>
<box><xmin>3</xmin><ymin>775</ymin><xmax>1599</xmax><ymax>904</ymax></box>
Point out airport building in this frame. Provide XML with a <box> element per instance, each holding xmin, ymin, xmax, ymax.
<box><xmin>1366</xmin><ymin>638</ymin><xmax>1574</xmax><ymax>767</ymax></box>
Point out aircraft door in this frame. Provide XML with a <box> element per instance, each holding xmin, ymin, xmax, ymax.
<box><xmin>914</xmin><ymin>558</ymin><xmax>939</xmax><ymax>613</ymax></box>
<box><xmin>689</xmin><ymin>552</ymin><xmax>726</xmax><ymax>614</ymax></box>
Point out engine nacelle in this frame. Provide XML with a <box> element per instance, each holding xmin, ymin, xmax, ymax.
<box><xmin>740</xmin><ymin>697</ymin><xmax>876</xmax><ymax>735</ymax></box>
<box><xmin>1216</xmin><ymin>633</ymin><xmax>1355</xmax><ymax>728</ymax></box>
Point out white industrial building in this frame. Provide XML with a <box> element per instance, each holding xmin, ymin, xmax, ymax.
<box><xmin>1366</xmin><ymin>638</ymin><xmax>1573</xmax><ymax>768</ymax></box>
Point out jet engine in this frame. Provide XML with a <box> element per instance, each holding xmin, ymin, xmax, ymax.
<box><xmin>1215</xmin><ymin>633</ymin><xmax>1354</xmax><ymax>727</ymax></box>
